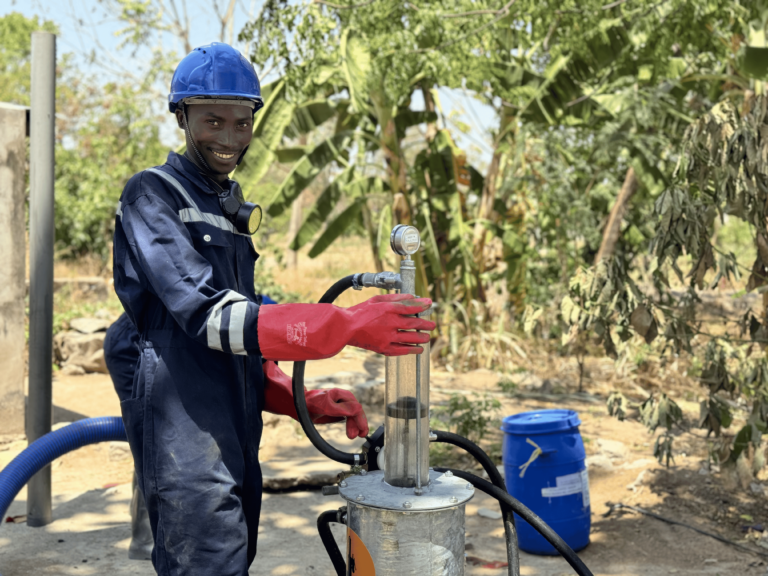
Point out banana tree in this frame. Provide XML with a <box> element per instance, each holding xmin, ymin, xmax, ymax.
<box><xmin>240</xmin><ymin>24</ymin><xmax>488</xmax><ymax>308</ymax></box>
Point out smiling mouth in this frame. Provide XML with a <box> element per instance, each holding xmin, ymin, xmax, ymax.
<box><xmin>212</xmin><ymin>150</ymin><xmax>236</xmax><ymax>160</ymax></box>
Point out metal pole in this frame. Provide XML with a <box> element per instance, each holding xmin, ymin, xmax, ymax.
<box><xmin>415</xmin><ymin>351</ymin><xmax>422</xmax><ymax>494</ymax></box>
<box><xmin>27</xmin><ymin>31</ymin><xmax>56</xmax><ymax>528</ymax></box>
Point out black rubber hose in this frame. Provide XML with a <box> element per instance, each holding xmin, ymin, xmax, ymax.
<box><xmin>434</xmin><ymin>467</ymin><xmax>594</xmax><ymax>576</ymax></box>
<box><xmin>319</xmin><ymin>275</ymin><xmax>358</xmax><ymax>305</ymax></box>
<box><xmin>433</xmin><ymin>431</ymin><xmax>520</xmax><ymax>576</ymax></box>
<box><xmin>292</xmin><ymin>275</ymin><xmax>363</xmax><ymax>466</ymax></box>
<box><xmin>432</xmin><ymin>431</ymin><xmax>504</xmax><ymax>490</ymax></box>
<box><xmin>317</xmin><ymin>510</ymin><xmax>346</xmax><ymax>576</ymax></box>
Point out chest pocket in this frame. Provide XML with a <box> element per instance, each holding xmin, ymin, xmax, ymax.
<box><xmin>190</xmin><ymin>227</ymin><xmax>233</xmax><ymax>263</ymax></box>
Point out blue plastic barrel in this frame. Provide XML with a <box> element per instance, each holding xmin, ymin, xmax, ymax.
<box><xmin>501</xmin><ymin>409</ymin><xmax>590</xmax><ymax>555</ymax></box>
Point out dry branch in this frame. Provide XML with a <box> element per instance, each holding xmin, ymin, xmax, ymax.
<box><xmin>594</xmin><ymin>167</ymin><xmax>639</xmax><ymax>264</ymax></box>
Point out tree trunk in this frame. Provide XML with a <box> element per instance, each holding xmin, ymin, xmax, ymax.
<box><xmin>472</xmin><ymin>111</ymin><xmax>513</xmax><ymax>269</ymax></box>
<box><xmin>361</xmin><ymin>203</ymin><xmax>384</xmax><ymax>273</ymax></box>
<box><xmin>594</xmin><ymin>167</ymin><xmax>639</xmax><ymax>265</ymax></box>
<box><xmin>286</xmin><ymin>192</ymin><xmax>303</xmax><ymax>268</ymax></box>
<box><xmin>421</xmin><ymin>86</ymin><xmax>438</xmax><ymax>142</ymax></box>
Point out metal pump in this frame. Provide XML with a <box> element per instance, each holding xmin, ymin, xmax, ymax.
<box><xmin>334</xmin><ymin>224</ymin><xmax>473</xmax><ymax>575</ymax></box>
<box><xmin>299</xmin><ymin>225</ymin><xmax>593</xmax><ymax>576</ymax></box>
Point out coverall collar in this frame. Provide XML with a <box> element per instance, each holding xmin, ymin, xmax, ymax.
<box><xmin>166</xmin><ymin>151</ymin><xmax>228</xmax><ymax>196</ymax></box>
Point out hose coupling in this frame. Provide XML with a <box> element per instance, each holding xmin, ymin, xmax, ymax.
<box><xmin>354</xmin><ymin>271</ymin><xmax>402</xmax><ymax>291</ymax></box>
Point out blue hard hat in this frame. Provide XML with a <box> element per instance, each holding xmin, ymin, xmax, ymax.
<box><xmin>168</xmin><ymin>42</ymin><xmax>263</xmax><ymax>113</ymax></box>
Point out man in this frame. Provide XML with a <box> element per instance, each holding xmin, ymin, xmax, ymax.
<box><xmin>113</xmin><ymin>42</ymin><xmax>434</xmax><ymax>575</ymax></box>
<box><xmin>103</xmin><ymin>290</ymin><xmax>277</xmax><ymax>560</ymax></box>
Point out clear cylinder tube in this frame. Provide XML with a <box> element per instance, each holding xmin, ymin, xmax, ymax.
<box><xmin>384</xmin><ymin>333</ymin><xmax>430</xmax><ymax>488</ymax></box>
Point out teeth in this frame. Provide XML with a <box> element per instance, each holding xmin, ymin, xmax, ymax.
<box><xmin>213</xmin><ymin>151</ymin><xmax>235</xmax><ymax>159</ymax></box>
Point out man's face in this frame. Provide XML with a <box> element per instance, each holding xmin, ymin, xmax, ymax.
<box><xmin>175</xmin><ymin>103</ymin><xmax>254</xmax><ymax>176</ymax></box>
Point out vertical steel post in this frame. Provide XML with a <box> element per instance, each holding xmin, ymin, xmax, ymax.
<box><xmin>27</xmin><ymin>31</ymin><xmax>56</xmax><ymax>528</ymax></box>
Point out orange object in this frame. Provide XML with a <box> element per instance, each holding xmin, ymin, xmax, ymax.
<box><xmin>347</xmin><ymin>527</ymin><xmax>375</xmax><ymax>575</ymax></box>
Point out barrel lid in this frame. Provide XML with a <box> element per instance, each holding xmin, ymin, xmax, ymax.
<box><xmin>501</xmin><ymin>409</ymin><xmax>581</xmax><ymax>434</ymax></box>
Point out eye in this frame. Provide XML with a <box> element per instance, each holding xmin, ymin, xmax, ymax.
<box><xmin>208</xmin><ymin>120</ymin><xmax>220</xmax><ymax>126</ymax></box>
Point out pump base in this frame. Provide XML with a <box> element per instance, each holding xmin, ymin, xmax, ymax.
<box><xmin>340</xmin><ymin>470</ymin><xmax>472</xmax><ymax>575</ymax></box>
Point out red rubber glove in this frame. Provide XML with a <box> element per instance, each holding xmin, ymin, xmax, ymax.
<box><xmin>262</xmin><ymin>360</ymin><xmax>369</xmax><ymax>439</ymax></box>
<box><xmin>258</xmin><ymin>293</ymin><xmax>435</xmax><ymax>361</ymax></box>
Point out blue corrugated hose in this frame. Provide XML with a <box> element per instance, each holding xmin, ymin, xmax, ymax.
<box><xmin>0</xmin><ymin>417</ymin><xmax>127</xmax><ymax>521</ymax></box>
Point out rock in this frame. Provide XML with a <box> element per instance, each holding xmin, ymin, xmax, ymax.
<box><xmin>586</xmin><ymin>454</ymin><xmax>614</xmax><ymax>472</ymax></box>
<box><xmin>305</xmin><ymin>371</ymin><xmax>369</xmax><ymax>391</ymax></box>
<box><xmin>54</xmin><ymin>331</ymin><xmax>108</xmax><ymax>374</ymax></box>
<box><xmin>60</xmin><ymin>364</ymin><xmax>86</xmax><ymax>376</ymax></box>
<box><xmin>69</xmin><ymin>317</ymin><xmax>110</xmax><ymax>334</ymax></box>
<box><xmin>622</xmin><ymin>458</ymin><xmax>656</xmax><ymax>470</ymax></box>
<box><xmin>325</xmin><ymin>371</ymin><xmax>367</xmax><ymax>386</ymax></box>
<box><xmin>627</xmin><ymin>470</ymin><xmax>647</xmax><ymax>491</ymax></box>
<box><xmin>53</xmin><ymin>277</ymin><xmax>109</xmax><ymax>300</ymax></box>
<box><xmin>108</xmin><ymin>442</ymin><xmax>132</xmax><ymax>462</ymax></box>
<box><xmin>537</xmin><ymin>378</ymin><xmax>564</xmax><ymax>394</ymax></box>
<box><xmin>750</xmin><ymin>482</ymin><xmax>766</xmax><ymax>496</ymax></box>
<box><xmin>499</xmin><ymin>371</ymin><xmax>542</xmax><ymax>391</ymax></box>
<box><xmin>597</xmin><ymin>438</ymin><xmax>628</xmax><ymax>460</ymax></box>
<box><xmin>260</xmin><ymin>457</ymin><xmax>344</xmax><ymax>490</ymax></box>
<box><xmin>758</xmin><ymin>533</ymin><xmax>768</xmax><ymax>550</ymax></box>
<box><xmin>703</xmin><ymin>558</ymin><xmax>718</xmax><ymax>565</ymax></box>
<box><xmin>354</xmin><ymin>379</ymin><xmax>385</xmax><ymax>405</ymax></box>
<box><xmin>477</xmin><ymin>508</ymin><xmax>502</xmax><ymax>520</ymax></box>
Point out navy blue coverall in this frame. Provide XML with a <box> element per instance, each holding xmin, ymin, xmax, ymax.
<box><xmin>113</xmin><ymin>151</ymin><xmax>274</xmax><ymax>575</ymax></box>
<box><xmin>105</xmin><ymin>297</ymin><xmax>276</xmax><ymax>404</ymax></box>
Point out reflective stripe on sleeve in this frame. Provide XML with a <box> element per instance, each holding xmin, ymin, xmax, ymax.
<box><xmin>206</xmin><ymin>290</ymin><xmax>248</xmax><ymax>351</ymax></box>
<box><xmin>228</xmin><ymin>301</ymin><xmax>248</xmax><ymax>355</ymax></box>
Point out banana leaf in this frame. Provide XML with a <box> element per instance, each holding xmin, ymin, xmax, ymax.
<box><xmin>267</xmin><ymin>131</ymin><xmax>353</xmax><ymax>217</ymax></box>
<box><xmin>308</xmin><ymin>198</ymin><xmax>365</xmax><ymax>258</ymax></box>
<box><xmin>289</xmin><ymin>168</ymin><xmax>354</xmax><ymax>251</ymax></box>
<box><xmin>341</xmin><ymin>28</ymin><xmax>371</xmax><ymax>114</ymax></box>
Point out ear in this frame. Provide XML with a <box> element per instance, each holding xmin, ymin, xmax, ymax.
<box><xmin>175</xmin><ymin>108</ymin><xmax>185</xmax><ymax>129</ymax></box>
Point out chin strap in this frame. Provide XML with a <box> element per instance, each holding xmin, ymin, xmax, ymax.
<box><xmin>235</xmin><ymin>145</ymin><xmax>249</xmax><ymax>167</ymax></box>
<box><xmin>182</xmin><ymin>105</ymin><xmax>215</xmax><ymax>175</ymax></box>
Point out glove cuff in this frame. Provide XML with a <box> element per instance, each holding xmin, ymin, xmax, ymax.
<box><xmin>258</xmin><ymin>303</ymin><xmax>350</xmax><ymax>361</ymax></box>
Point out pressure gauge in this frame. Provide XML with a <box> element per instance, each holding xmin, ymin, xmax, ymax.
<box><xmin>390</xmin><ymin>224</ymin><xmax>421</xmax><ymax>256</ymax></box>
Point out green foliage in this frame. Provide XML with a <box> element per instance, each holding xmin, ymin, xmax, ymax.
<box><xmin>0</xmin><ymin>12</ymin><xmax>58</xmax><ymax>105</ymax></box>
<box><xmin>654</xmin><ymin>432</ymin><xmax>676</xmax><ymax>467</ymax></box>
<box><xmin>52</xmin><ymin>286</ymin><xmax>124</xmax><ymax>336</ymax></box>
<box><xmin>431</xmin><ymin>394</ymin><xmax>501</xmax><ymax>443</ymax></box>
<box><xmin>55</xmin><ymin>80</ymin><xmax>168</xmax><ymax>257</ymax></box>
<box><xmin>607</xmin><ymin>390</ymin><xmax>683</xmax><ymax>466</ymax></box>
<box><xmin>437</xmin><ymin>300</ymin><xmax>526</xmax><ymax>372</ymax></box>
<box><xmin>0</xmin><ymin>12</ymin><xmax>171</xmax><ymax>260</ymax></box>
<box><xmin>252</xmin><ymin>263</ymin><xmax>301</xmax><ymax>304</ymax></box>
<box><xmin>241</xmin><ymin>0</ymin><xmax>529</xmax><ymax>318</ymax></box>
<box><xmin>606</xmin><ymin>391</ymin><xmax>631</xmax><ymax>422</ymax></box>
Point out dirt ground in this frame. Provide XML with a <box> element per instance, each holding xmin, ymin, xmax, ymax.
<box><xmin>1</xmin><ymin>346</ymin><xmax>765</xmax><ymax>576</ymax></box>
